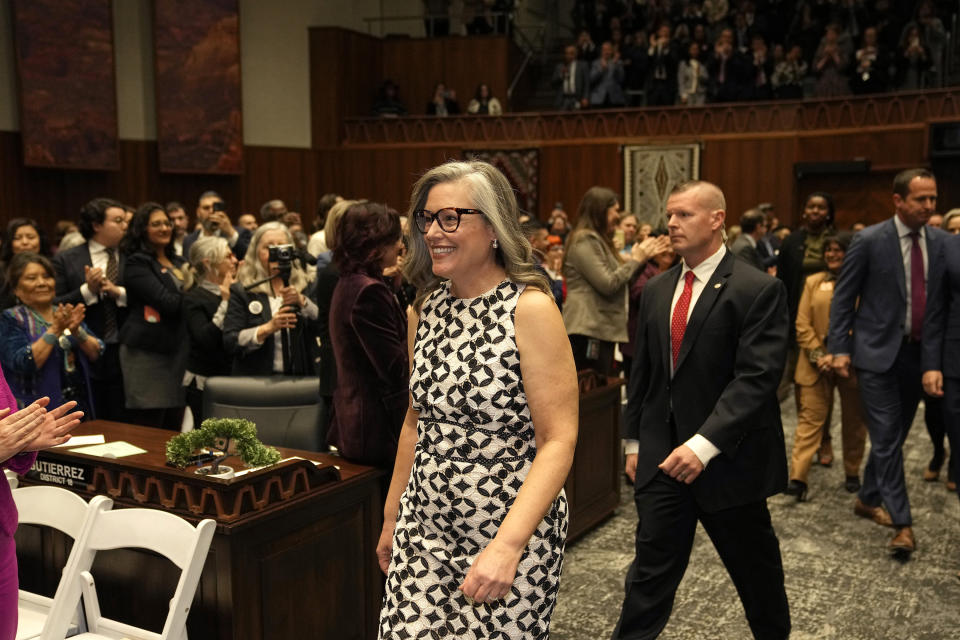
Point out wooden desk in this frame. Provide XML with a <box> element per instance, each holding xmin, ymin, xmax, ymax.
<box><xmin>564</xmin><ymin>378</ymin><xmax>625</xmax><ymax>543</ymax></box>
<box><xmin>15</xmin><ymin>420</ymin><xmax>385</xmax><ymax>640</ymax></box>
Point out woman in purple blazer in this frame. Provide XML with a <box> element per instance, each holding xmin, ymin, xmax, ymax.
<box><xmin>0</xmin><ymin>364</ymin><xmax>83</xmax><ymax>639</ymax></box>
<box><xmin>327</xmin><ymin>203</ymin><xmax>408</xmax><ymax>469</ymax></box>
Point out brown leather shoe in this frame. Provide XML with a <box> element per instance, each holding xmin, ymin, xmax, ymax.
<box><xmin>889</xmin><ymin>526</ymin><xmax>916</xmax><ymax>555</ymax></box>
<box><xmin>853</xmin><ymin>498</ymin><xmax>894</xmax><ymax>527</ymax></box>
<box><xmin>923</xmin><ymin>468</ymin><xmax>940</xmax><ymax>482</ymax></box>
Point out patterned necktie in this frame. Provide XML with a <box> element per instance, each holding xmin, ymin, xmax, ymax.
<box><xmin>671</xmin><ymin>271</ymin><xmax>696</xmax><ymax>367</ymax></box>
<box><xmin>103</xmin><ymin>249</ymin><xmax>119</xmax><ymax>341</ymax></box>
<box><xmin>909</xmin><ymin>232</ymin><xmax>925</xmax><ymax>341</ymax></box>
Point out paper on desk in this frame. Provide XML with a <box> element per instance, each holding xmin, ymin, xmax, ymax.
<box><xmin>68</xmin><ymin>441</ymin><xmax>147</xmax><ymax>458</ymax></box>
<box><xmin>53</xmin><ymin>434</ymin><xmax>106</xmax><ymax>447</ymax></box>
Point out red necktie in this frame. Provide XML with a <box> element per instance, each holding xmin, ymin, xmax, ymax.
<box><xmin>671</xmin><ymin>271</ymin><xmax>696</xmax><ymax>367</ymax></box>
<box><xmin>909</xmin><ymin>232</ymin><xmax>925</xmax><ymax>341</ymax></box>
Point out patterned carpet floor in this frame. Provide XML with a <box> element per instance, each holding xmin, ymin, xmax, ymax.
<box><xmin>550</xmin><ymin>396</ymin><xmax>960</xmax><ymax>640</ymax></box>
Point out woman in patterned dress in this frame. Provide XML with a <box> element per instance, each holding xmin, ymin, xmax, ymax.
<box><xmin>377</xmin><ymin>161</ymin><xmax>579</xmax><ymax>639</ymax></box>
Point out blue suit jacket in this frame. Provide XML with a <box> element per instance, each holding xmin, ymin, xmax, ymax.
<box><xmin>922</xmin><ymin>233</ymin><xmax>960</xmax><ymax>377</ymax></box>
<box><xmin>828</xmin><ymin>217</ymin><xmax>947</xmax><ymax>373</ymax></box>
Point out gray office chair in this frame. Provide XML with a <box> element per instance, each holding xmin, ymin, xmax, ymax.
<box><xmin>202</xmin><ymin>376</ymin><xmax>322</xmax><ymax>451</ymax></box>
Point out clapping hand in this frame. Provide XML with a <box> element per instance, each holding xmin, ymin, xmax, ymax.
<box><xmin>0</xmin><ymin>402</ymin><xmax>46</xmax><ymax>461</ymax></box>
<box><xmin>84</xmin><ymin>265</ymin><xmax>105</xmax><ymax>295</ymax></box>
<box><xmin>25</xmin><ymin>398</ymin><xmax>83</xmax><ymax>451</ymax></box>
<box><xmin>64</xmin><ymin>303</ymin><xmax>86</xmax><ymax>333</ymax></box>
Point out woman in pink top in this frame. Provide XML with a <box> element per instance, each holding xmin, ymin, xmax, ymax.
<box><xmin>0</xmin><ymin>364</ymin><xmax>83</xmax><ymax>640</ymax></box>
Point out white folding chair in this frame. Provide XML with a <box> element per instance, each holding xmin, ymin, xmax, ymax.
<box><xmin>13</xmin><ymin>487</ymin><xmax>113</xmax><ymax>640</ymax></box>
<box><xmin>41</xmin><ymin>507</ymin><xmax>216</xmax><ymax>640</ymax></box>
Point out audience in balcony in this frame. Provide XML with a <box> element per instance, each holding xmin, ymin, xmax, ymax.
<box><xmin>552</xmin><ymin>0</ymin><xmax>952</xmax><ymax>110</ymax></box>
<box><xmin>897</xmin><ymin>25</ymin><xmax>932</xmax><ymax>91</ymax></box>
<box><xmin>373</xmin><ymin>80</ymin><xmax>408</xmax><ymax>118</ymax></box>
<box><xmin>467</xmin><ymin>83</ymin><xmax>503</xmax><ymax>115</ymax></box>
<box><xmin>851</xmin><ymin>26</ymin><xmax>888</xmax><ymax>95</ymax></box>
<box><xmin>553</xmin><ymin>44</ymin><xmax>590</xmax><ymax>110</ymax></box>
<box><xmin>589</xmin><ymin>41</ymin><xmax>627</xmax><ymax>107</ymax></box>
<box><xmin>813</xmin><ymin>24</ymin><xmax>850</xmax><ymax>97</ymax></box>
<box><xmin>646</xmin><ymin>25</ymin><xmax>680</xmax><ymax>106</ymax></box>
<box><xmin>426</xmin><ymin>82</ymin><xmax>460</xmax><ymax>116</ymax></box>
<box><xmin>678</xmin><ymin>42</ymin><xmax>709</xmax><ymax>105</ymax></box>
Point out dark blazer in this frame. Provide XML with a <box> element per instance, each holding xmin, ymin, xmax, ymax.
<box><xmin>776</xmin><ymin>228</ymin><xmax>823</xmax><ymax>342</ymax></box>
<box><xmin>222</xmin><ymin>283</ymin><xmax>318</xmax><ymax>376</ymax></box>
<box><xmin>119</xmin><ymin>252</ymin><xmax>188</xmax><ymax>354</ymax></box>
<box><xmin>313</xmin><ymin>263</ymin><xmax>340</xmax><ymax>397</ymax></box>
<box><xmin>625</xmin><ymin>250</ymin><xmax>789</xmax><ymax>512</ymax></box>
<box><xmin>53</xmin><ymin>243</ymin><xmax>128</xmax><ymax>340</ymax></box>
<box><xmin>829</xmin><ymin>218</ymin><xmax>947</xmax><ymax>373</ymax></box>
<box><xmin>183</xmin><ymin>286</ymin><xmax>233</xmax><ymax>378</ymax></box>
<box><xmin>922</xmin><ymin>233</ymin><xmax>960</xmax><ymax>377</ymax></box>
<box><xmin>326</xmin><ymin>273</ymin><xmax>408</xmax><ymax>468</ymax></box>
<box><xmin>551</xmin><ymin>59</ymin><xmax>589</xmax><ymax>108</ymax></box>
<box><xmin>729</xmin><ymin>235</ymin><xmax>764</xmax><ymax>270</ymax></box>
<box><xmin>182</xmin><ymin>227</ymin><xmax>251</xmax><ymax>262</ymax></box>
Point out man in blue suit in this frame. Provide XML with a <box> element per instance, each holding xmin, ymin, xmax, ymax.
<box><xmin>828</xmin><ymin>168</ymin><xmax>944</xmax><ymax>558</ymax></box>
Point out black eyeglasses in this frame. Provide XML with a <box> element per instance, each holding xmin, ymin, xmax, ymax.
<box><xmin>413</xmin><ymin>208</ymin><xmax>484</xmax><ymax>233</ymax></box>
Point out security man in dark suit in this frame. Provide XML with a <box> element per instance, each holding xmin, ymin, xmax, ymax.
<box><xmin>53</xmin><ymin>197</ymin><xmax>129</xmax><ymax>422</ymax></box>
<box><xmin>614</xmin><ymin>181</ymin><xmax>790</xmax><ymax>640</ymax></box>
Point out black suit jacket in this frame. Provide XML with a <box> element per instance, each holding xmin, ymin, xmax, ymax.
<box><xmin>730</xmin><ymin>235</ymin><xmax>764</xmax><ymax>270</ymax></box>
<box><xmin>222</xmin><ymin>283</ymin><xmax>318</xmax><ymax>376</ymax></box>
<box><xmin>119</xmin><ymin>252</ymin><xmax>187</xmax><ymax>354</ymax></box>
<box><xmin>53</xmin><ymin>243</ymin><xmax>128</xmax><ymax>341</ymax></box>
<box><xmin>183</xmin><ymin>286</ymin><xmax>233</xmax><ymax>378</ymax></box>
<box><xmin>182</xmin><ymin>227</ymin><xmax>251</xmax><ymax>261</ymax></box>
<box><xmin>924</xmin><ymin>232</ymin><xmax>960</xmax><ymax>377</ymax></box>
<box><xmin>625</xmin><ymin>250</ymin><xmax>789</xmax><ymax>512</ymax></box>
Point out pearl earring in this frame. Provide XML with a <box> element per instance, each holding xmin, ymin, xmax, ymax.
<box><xmin>492</xmin><ymin>238</ymin><xmax>498</xmax><ymax>249</ymax></box>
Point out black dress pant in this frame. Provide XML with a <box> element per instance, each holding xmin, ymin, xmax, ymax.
<box><xmin>612</xmin><ymin>471</ymin><xmax>790</xmax><ymax>640</ymax></box>
<box><xmin>90</xmin><ymin>343</ymin><xmax>127</xmax><ymax>422</ymax></box>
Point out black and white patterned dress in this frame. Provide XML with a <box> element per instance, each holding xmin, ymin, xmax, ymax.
<box><xmin>379</xmin><ymin>279</ymin><xmax>569</xmax><ymax>640</ymax></box>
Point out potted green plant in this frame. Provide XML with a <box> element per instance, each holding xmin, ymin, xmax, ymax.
<box><xmin>166</xmin><ymin>418</ymin><xmax>282</xmax><ymax>479</ymax></box>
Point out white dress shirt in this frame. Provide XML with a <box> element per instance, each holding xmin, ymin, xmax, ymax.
<box><xmin>625</xmin><ymin>244</ymin><xmax>726</xmax><ymax>467</ymax></box>
<box><xmin>81</xmin><ymin>240</ymin><xmax>127</xmax><ymax>307</ymax></box>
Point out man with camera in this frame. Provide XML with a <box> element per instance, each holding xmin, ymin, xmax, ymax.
<box><xmin>182</xmin><ymin>191</ymin><xmax>251</xmax><ymax>261</ymax></box>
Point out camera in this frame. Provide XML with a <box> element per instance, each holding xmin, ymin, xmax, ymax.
<box><xmin>203</xmin><ymin>200</ymin><xmax>227</xmax><ymax>232</ymax></box>
<box><xmin>268</xmin><ymin>243</ymin><xmax>295</xmax><ymax>265</ymax></box>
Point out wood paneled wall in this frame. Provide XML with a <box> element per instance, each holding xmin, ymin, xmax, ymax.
<box><xmin>309</xmin><ymin>28</ymin><xmax>519</xmax><ymax>146</ymax></box>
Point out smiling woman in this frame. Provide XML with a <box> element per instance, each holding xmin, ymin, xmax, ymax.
<box><xmin>0</xmin><ymin>252</ymin><xmax>102</xmax><ymax>416</ymax></box>
<box><xmin>377</xmin><ymin>161</ymin><xmax>579</xmax><ymax>639</ymax></box>
<box><xmin>118</xmin><ymin>203</ymin><xmax>191</xmax><ymax>430</ymax></box>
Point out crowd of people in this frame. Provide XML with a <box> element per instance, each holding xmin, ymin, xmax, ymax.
<box><xmin>557</xmin><ymin>0</ymin><xmax>952</xmax><ymax>108</ymax></box>
<box><xmin>2</xmin><ymin>160</ymin><xmax>959</xmax><ymax>638</ymax></box>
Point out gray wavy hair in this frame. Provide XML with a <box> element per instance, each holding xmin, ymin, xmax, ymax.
<box><xmin>237</xmin><ymin>221</ymin><xmax>309</xmax><ymax>295</ymax></box>
<box><xmin>187</xmin><ymin>236</ymin><xmax>231</xmax><ymax>286</ymax></box>
<box><xmin>403</xmin><ymin>160</ymin><xmax>551</xmax><ymax>311</ymax></box>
